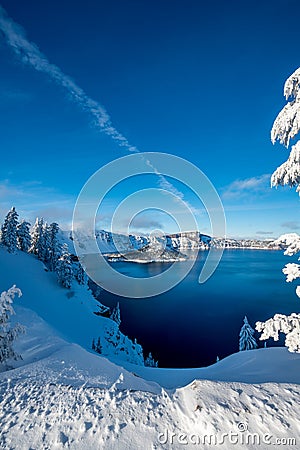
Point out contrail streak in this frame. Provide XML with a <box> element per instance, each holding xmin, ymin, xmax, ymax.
<box><xmin>0</xmin><ymin>5</ymin><xmax>138</xmax><ymax>153</ymax></box>
<box><xmin>0</xmin><ymin>5</ymin><xmax>195</xmax><ymax>212</ymax></box>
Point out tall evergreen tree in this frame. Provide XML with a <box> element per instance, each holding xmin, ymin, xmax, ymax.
<box><xmin>40</xmin><ymin>222</ymin><xmax>51</xmax><ymax>263</ymax></box>
<box><xmin>56</xmin><ymin>243</ymin><xmax>73</xmax><ymax>289</ymax></box>
<box><xmin>239</xmin><ymin>316</ymin><xmax>258</xmax><ymax>351</ymax></box>
<box><xmin>47</xmin><ymin>222</ymin><xmax>62</xmax><ymax>271</ymax></box>
<box><xmin>256</xmin><ymin>68</ymin><xmax>300</xmax><ymax>352</ymax></box>
<box><xmin>30</xmin><ymin>217</ymin><xmax>45</xmax><ymax>259</ymax></box>
<box><xmin>75</xmin><ymin>262</ymin><xmax>86</xmax><ymax>285</ymax></box>
<box><xmin>1</xmin><ymin>207</ymin><xmax>19</xmax><ymax>253</ymax></box>
<box><xmin>270</xmin><ymin>67</ymin><xmax>300</xmax><ymax>300</ymax></box>
<box><xmin>16</xmin><ymin>220</ymin><xmax>31</xmax><ymax>252</ymax></box>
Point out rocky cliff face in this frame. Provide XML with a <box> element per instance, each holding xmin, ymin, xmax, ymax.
<box><xmin>66</xmin><ymin>229</ymin><xmax>279</xmax><ymax>255</ymax></box>
<box><xmin>95</xmin><ymin>230</ymin><xmax>211</xmax><ymax>253</ymax></box>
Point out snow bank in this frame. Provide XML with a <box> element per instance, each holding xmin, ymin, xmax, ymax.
<box><xmin>1</xmin><ymin>247</ymin><xmax>300</xmax><ymax>449</ymax></box>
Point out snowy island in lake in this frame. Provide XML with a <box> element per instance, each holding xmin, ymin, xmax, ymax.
<box><xmin>104</xmin><ymin>235</ymin><xmax>188</xmax><ymax>263</ymax></box>
<box><xmin>105</xmin><ymin>249</ymin><xmax>187</xmax><ymax>263</ymax></box>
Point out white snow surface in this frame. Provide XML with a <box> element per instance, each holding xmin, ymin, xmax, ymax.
<box><xmin>1</xmin><ymin>248</ymin><xmax>300</xmax><ymax>449</ymax></box>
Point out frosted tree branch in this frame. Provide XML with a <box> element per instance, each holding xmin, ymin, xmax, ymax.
<box><xmin>256</xmin><ymin>313</ymin><xmax>300</xmax><ymax>353</ymax></box>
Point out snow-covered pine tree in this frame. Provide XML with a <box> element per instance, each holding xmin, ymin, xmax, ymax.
<box><xmin>110</xmin><ymin>302</ymin><xmax>121</xmax><ymax>326</ymax></box>
<box><xmin>256</xmin><ymin>68</ymin><xmax>300</xmax><ymax>351</ymax></box>
<box><xmin>56</xmin><ymin>243</ymin><xmax>73</xmax><ymax>289</ymax></box>
<box><xmin>0</xmin><ymin>285</ymin><xmax>25</xmax><ymax>365</ymax></box>
<box><xmin>16</xmin><ymin>220</ymin><xmax>31</xmax><ymax>252</ymax></box>
<box><xmin>144</xmin><ymin>352</ymin><xmax>158</xmax><ymax>367</ymax></box>
<box><xmin>270</xmin><ymin>67</ymin><xmax>300</xmax><ymax>298</ymax></box>
<box><xmin>47</xmin><ymin>222</ymin><xmax>62</xmax><ymax>271</ymax></box>
<box><xmin>75</xmin><ymin>262</ymin><xmax>86</xmax><ymax>285</ymax></box>
<box><xmin>40</xmin><ymin>222</ymin><xmax>51</xmax><ymax>263</ymax></box>
<box><xmin>239</xmin><ymin>316</ymin><xmax>258</xmax><ymax>351</ymax></box>
<box><xmin>30</xmin><ymin>217</ymin><xmax>45</xmax><ymax>259</ymax></box>
<box><xmin>1</xmin><ymin>207</ymin><xmax>19</xmax><ymax>253</ymax></box>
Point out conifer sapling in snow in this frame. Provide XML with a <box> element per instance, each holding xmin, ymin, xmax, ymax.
<box><xmin>239</xmin><ymin>316</ymin><xmax>258</xmax><ymax>351</ymax></box>
<box><xmin>110</xmin><ymin>302</ymin><xmax>121</xmax><ymax>327</ymax></box>
<box><xmin>0</xmin><ymin>285</ymin><xmax>25</xmax><ymax>365</ymax></box>
<box><xmin>1</xmin><ymin>207</ymin><xmax>19</xmax><ymax>253</ymax></box>
<box><xmin>16</xmin><ymin>220</ymin><xmax>31</xmax><ymax>252</ymax></box>
<box><xmin>144</xmin><ymin>352</ymin><xmax>158</xmax><ymax>367</ymax></box>
<box><xmin>56</xmin><ymin>243</ymin><xmax>73</xmax><ymax>289</ymax></box>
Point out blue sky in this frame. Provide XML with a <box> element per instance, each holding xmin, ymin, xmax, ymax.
<box><xmin>0</xmin><ymin>0</ymin><xmax>299</xmax><ymax>238</ymax></box>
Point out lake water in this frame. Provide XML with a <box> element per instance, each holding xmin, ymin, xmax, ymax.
<box><xmin>93</xmin><ymin>250</ymin><xmax>299</xmax><ymax>368</ymax></box>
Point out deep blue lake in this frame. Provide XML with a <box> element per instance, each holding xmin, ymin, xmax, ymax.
<box><xmin>97</xmin><ymin>250</ymin><xmax>299</xmax><ymax>368</ymax></box>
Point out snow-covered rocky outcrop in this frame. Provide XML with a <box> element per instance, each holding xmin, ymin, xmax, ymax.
<box><xmin>211</xmin><ymin>237</ymin><xmax>280</xmax><ymax>250</ymax></box>
<box><xmin>65</xmin><ymin>230</ymin><xmax>280</xmax><ymax>257</ymax></box>
<box><xmin>65</xmin><ymin>230</ymin><xmax>211</xmax><ymax>255</ymax></box>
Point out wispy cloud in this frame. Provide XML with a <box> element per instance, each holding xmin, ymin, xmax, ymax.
<box><xmin>0</xmin><ymin>179</ymin><xmax>74</xmax><ymax>226</ymax></box>
<box><xmin>222</xmin><ymin>174</ymin><xmax>271</xmax><ymax>200</ymax></box>
<box><xmin>281</xmin><ymin>221</ymin><xmax>300</xmax><ymax>231</ymax></box>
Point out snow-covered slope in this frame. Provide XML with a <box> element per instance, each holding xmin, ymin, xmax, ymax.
<box><xmin>1</xmin><ymin>308</ymin><xmax>300</xmax><ymax>450</ymax></box>
<box><xmin>1</xmin><ymin>248</ymin><xmax>300</xmax><ymax>449</ymax></box>
<box><xmin>0</xmin><ymin>248</ymin><xmax>144</xmax><ymax>366</ymax></box>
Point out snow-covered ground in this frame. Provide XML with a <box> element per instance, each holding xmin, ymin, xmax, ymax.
<box><xmin>1</xmin><ymin>248</ymin><xmax>300</xmax><ymax>449</ymax></box>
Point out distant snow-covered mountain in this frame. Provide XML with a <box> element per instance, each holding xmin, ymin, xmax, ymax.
<box><xmin>211</xmin><ymin>237</ymin><xmax>280</xmax><ymax>250</ymax></box>
<box><xmin>64</xmin><ymin>230</ymin><xmax>211</xmax><ymax>255</ymax></box>
<box><xmin>63</xmin><ymin>229</ymin><xmax>280</xmax><ymax>256</ymax></box>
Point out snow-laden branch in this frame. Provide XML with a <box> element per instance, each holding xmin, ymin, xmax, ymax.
<box><xmin>273</xmin><ymin>233</ymin><xmax>300</xmax><ymax>256</ymax></box>
<box><xmin>272</xmin><ymin>67</ymin><xmax>300</xmax><ymax>147</ymax></box>
<box><xmin>283</xmin><ymin>263</ymin><xmax>300</xmax><ymax>282</ymax></box>
<box><xmin>0</xmin><ymin>285</ymin><xmax>22</xmax><ymax>324</ymax></box>
<box><xmin>273</xmin><ymin>234</ymin><xmax>300</xmax><ymax>298</ymax></box>
<box><xmin>256</xmin><ymin>313</ymin><xmax>300</xmax><ymax>353</ymax></box>
<box><xmin>271</xmin><ymin>99</ymin><xmax>300</xmax><ymax>147</ymax></box>
<box><xmin>271</xmin><ymin>142</ymin><xmax>300</xmax><ymax>193</ymax></box>
<box><xmin>0</xmin><ymin>285</ymin><xmax>24</xmax><ymax>365</ymax></box>
<box><xmin>284</xmin><ymin>67</ymin><xmax>300</xmax><ymax>100</ymax></box>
